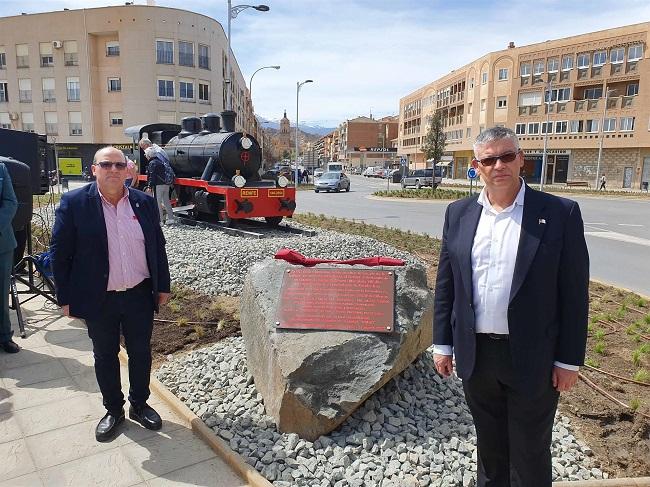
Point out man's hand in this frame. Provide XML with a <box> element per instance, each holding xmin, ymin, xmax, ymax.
<box><xmin>552</xmin><ymin>366</ymin><xmax>579</xmax><ymax>392</ymax></box>
<box><xmin>158</xmin><ymin>292</ymin><xmax>171</xmax><ymax>306</ymax></box>
<box><xmin>434</xmin><ymin>353</ymin><xmax>454</xmax><ymax>378</ymax></box>
<box><xmin>62</xmin><ymin>305</ymin><xmax>70</xmax><ymax>317</ymax></box>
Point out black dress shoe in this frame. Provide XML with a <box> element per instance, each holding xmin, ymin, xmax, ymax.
<box><xmin>95</xmin><ymin>410</ymin><xmax>125</xmax><ymax>442</ymax></box>
<box><xmin>0</xmin><ymin>340</ymin><xmax>20</xmax><ymax>353</ymax></box>
<box><xmin>129</xmin><ymin>404</ymin><xmax>162</xmax><ymax>430</ymax></box>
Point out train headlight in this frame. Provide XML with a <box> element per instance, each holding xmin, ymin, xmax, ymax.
<box><xmin>232</xmin><ymin>175</ymin><xmax>246</xmax><ymax>188</ymax></box>
<box><xmin>277</xmin><ymin>175</ymin><xmax>289</xmax><ymax>188</ymax></box>
<box><xmin>240</xmin><ymin>137</ymin><xmax>253</xmax><ymax>150</ymax></box>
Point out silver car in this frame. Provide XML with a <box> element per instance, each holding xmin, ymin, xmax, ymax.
<box><xmin>314</xmin><ymin>172</ymin><xmax>350</xmax><ymax>193</ymax></box>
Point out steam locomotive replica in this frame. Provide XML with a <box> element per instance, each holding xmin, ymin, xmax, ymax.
<box><xmin>125</xmin><ymin>110</ymin><xmax>296</xmax><ymax>226</ymax></box>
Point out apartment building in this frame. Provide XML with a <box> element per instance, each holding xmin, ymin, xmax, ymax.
<box><xmin>398</xmin><ymin>22</ymin><xmax>650</xmax><ymax>189</ymax></box>
<box><xmin>0</xmin><ymin>5</ymin><xmax>257</xmax><ymax>171</ymax></box>
<box><xmin>333</xmin><ymin>115</ymin><xmax>399</xmax><ymax>169</ymax></box>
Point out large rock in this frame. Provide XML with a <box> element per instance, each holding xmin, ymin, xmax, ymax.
<box><xmin>240</xmin><ymin>259</ymin><xmax>433</xmax><ymax>440</ymax></box>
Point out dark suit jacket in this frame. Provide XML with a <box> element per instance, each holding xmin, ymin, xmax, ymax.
<box><xmin>50</xmin><ymin>182</ymin><xmax>171</xmax><ymax>320</ymax></box>
<box><xmin>433</xmin><ymin>185</ymin><xmax>589</xmax><ymax>396</ymax></box>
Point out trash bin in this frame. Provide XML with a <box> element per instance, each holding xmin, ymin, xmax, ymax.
<box><xmin>643</xmin><ymin>181</ymin><xmax>649</xmax><ymax>192</ymax></box>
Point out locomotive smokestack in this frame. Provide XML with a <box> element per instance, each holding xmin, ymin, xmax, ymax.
<box><xmin>220</xmin><ymin>110</ymin><xmax>236</xmax><ymax>132</ymax></box>
<box><xmin>202</xmin><ymin>113</ymin><xmax>221</xmax><ymax>133</ymax></box>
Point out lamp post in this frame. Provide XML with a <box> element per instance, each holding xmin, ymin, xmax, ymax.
<box><xmin>540</xmin><ymin>80</ymin><xmax>553</xmax><ymax>192</ymax></box>
<box><xmin>295</xmin><ymin>79</ymin><xmax>313</xmax><ymax>186</ymax></box>
<box><xmin>249</xmin><ymin>65</ymin><xmax>280</xmax><ymax>102</ymax></box>
<box><xmin>595</xmin><ymin>88</ymin><xmax>616</xmax><ymax>188</ymax></box>
<box><xmin>226</xmin><ymin>1</ymin><xmax>269</xmax><ymax>111</ymax></box>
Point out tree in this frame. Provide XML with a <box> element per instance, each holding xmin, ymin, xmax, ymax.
<box><xmin>421</xmin><ymin>110</ymin><xmax>446</xmax><ymax>169</ymax></box>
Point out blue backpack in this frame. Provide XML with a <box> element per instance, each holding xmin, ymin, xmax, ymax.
<box><xmin>162</xmin><ymin>161</ymin><xmax>175</xmax><ymax>185</ymax></box>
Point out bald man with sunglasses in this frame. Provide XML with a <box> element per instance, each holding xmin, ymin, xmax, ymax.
<box><xmin>432</xmin><ymin>127</ymin><xmax>589</xmax><ymax>487</ymax></box>
<box><xmin>51</xmin><ymin>146</ymin><xmax>171</xmax><ymax>442</ymax></box>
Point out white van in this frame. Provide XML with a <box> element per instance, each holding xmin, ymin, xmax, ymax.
<box><xmin>327</xmin><ymin>162</ymin><xmax>344</xmax><ymax>173</ymax></box>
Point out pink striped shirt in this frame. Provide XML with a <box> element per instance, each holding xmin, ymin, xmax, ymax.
<box><xmin>98</xmin><ymin>187</ymin><xmax>150</xmax><ymax>291</ymax></box>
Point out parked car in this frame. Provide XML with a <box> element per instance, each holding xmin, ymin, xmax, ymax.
<box><xmin>362</xmin><ymin>167</ymin><xmax>376</xmax><ymax>177</ymax></box>
<box><xmin>314</xmin><ymin>172</ymin><xmax>350</xmax><ymax>193</ymax></box>
<box><xmin>401</xmin><ymin>168</ymin><xmax>442</xmax><ymax>189</ymax></box>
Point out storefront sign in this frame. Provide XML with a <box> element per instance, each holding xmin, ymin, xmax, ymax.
<box><xmin>58</xmin><ymin>157</ymin><xmax>82</xmax><ymax>176</ymax></box>
<box><xmin>523</xmin><ymin>149</ymin><xmax>571</xmax><ymax>156</ymax></box>
<box><xmin>354</xmin><ymin>147</ymin><xmax>397</xmax><ymax>153</ymax></box>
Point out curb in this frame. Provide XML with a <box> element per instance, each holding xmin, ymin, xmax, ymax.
<box><xmin>118</xmin><ymin>350</ymin><xmax>273</xmax><ymax>487</ymax></box>
<box><xmin>554</xmin><ymin>479</ymin><xmax>650</xmax><ymax>486</ymax></box>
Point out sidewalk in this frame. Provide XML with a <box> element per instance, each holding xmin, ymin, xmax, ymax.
<box><xmin>0</xmin><ymin>290</ymin><xmax>247</xmax><ymax>486</ymax></box>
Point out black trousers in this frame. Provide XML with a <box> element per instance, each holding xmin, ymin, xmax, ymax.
<box><xmin>462</xmin><ymin>335</ymin><xmax>559</xmax><ymax>487</ymax></box>
<box><xmin>85</xmin><ymin>279</ymin><xmax>154</xmax><ymax>414</ymax></box>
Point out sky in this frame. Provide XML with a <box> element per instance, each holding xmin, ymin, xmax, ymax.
<box><xmin>2</xmin><ymin>0</ymin><xmax>650</xmax><ymax>127</ymax></box>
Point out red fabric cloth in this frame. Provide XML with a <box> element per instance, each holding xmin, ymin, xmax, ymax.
<box><xmin>274</xmin><ymin>248</ymin><xmax>405</xmax><ymax>267</ymax></box>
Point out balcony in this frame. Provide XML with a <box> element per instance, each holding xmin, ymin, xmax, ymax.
<box><xmin>42</xmin><ymin>90</ymin><xmax>56</xmax><ymax>103</ymax></box>
<box><xmin>621</xmin><ymin>96</ymin><xmax>635</xmax><ymax>109</ymax></box>
<box><xmin>574</xmin><ymin>100</ymin><xmax>586</xmax><ymax>112</ymax></box>
<box><xmin>560</xmin><ymin>71</ymin><xmax>571</xmax><ymax>82</ymax></box>
<box><xmin>577</xmin><ymin>68</ymin><xmax>588</xmax><ymax>80</ymax></box>
<box><xmin>626</xmin><ymin>61</ymin><xmax>638</xmax><ymax>74</ymax></box>
<box><xmin>610</xmin><ymin>63</ymin><xmax>623</xmax><ymax>76</ymax></box>
<box><xmin>557</xmin><ymin>102</ymin><xmax>568</xmax><ymax>113</ymax></box>
<box><xmin>606</xmin><ymin>97</ymin><xmax>619</xmax><ymax>110</ymax></box>
<box><xmin>587</xmin><ymin>99</ymin><xmax>599</xmax><ymax>111</ymax></box>
<box><xmin>18</xmin><ymin>90</ymin><xmax>32</xmax><ymax>103</ymax></box>
<box><xmin>591</xmin><ymin>66</ymin><xmax>603</xmax><ymax>78</ymax></box>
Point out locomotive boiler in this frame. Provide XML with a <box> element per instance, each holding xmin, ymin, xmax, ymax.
<box><xmin>125</xmin><ymin>110</ymin><xmax>295</xmax><ymax>226</ymax></box>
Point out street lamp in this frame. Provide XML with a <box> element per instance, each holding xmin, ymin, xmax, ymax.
<box><xmin>540</xmin><ymin>80</ymin><xmax>553</xmax><ymax>192</ymax></box>
<box><xmin>595</xmin><ymin>88</ymin><xmax>616</xmax><ymax>188</ymax></box>
<box><xmin>249</xmin><ymin>65</ymin><xmax>280</xmax><ymax>101</ymax></box>
<box><xmin>295</xmin><ymin>79</ymin><xmax>313</xmax><ymax>185</ymax></box>
<box><xmin>226</xmin><ymin>1</ymin><xmax>269</xmax><ymax>111</ymax></box>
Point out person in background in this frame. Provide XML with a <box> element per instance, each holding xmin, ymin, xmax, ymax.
<box><xmin>50</xmin><ymin>146</ymin><xmax>171</xmax><ymax>442</ymax></box>
<box><xmin>0</xmin><ymin>162</ymin><xmax>18</xmax><ymax>353</ymax></box>
<box><xmin>124</xmin><ymin>158</ymin><xmax>138</xmax><ymax>188</ymax></box>
<box><xmin>599</xmin><ymin>173</ymin><xmax>607</xmax><ymax>191</ymax></box>
<box><xmin>144</xmin><ymin>147</ymin><xmax>175</xmax><ymax>225</ymax></box>
<box><xmin>433</xmin><ymin>127</ymin><xmax>589</xmax><ymax>487</ymax></box>
<box><xmin>138</xmin><ymin>138</ymin><xmax>170</xmax><ymax>165</ymax></box>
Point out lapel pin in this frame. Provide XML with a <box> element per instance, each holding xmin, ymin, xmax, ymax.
<box><xmin>135</xmin><ymin>202</ymin><xmax>140</xmax><ymax>208</ymax></box>
<box><xmin>539</xmin><ymin>218</ymin><xmax>546</xmax><ymax>225</ymax></box>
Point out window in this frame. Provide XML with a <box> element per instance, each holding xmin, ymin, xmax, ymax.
<box><xmin>469</xmin><ymin>77</ymin><xmax>474</xmax><ymax>88</ymax></box>
<box><xmin>520</xmin><ymin>63</ymin><xmax>531</xmax><ymax>77</ymax></box>
<box><xmin>515</xmin><ymin>123</ymin><xmax>526</xmax><ymax>135</ymax></box>
<box><xmin>603</xmin><ymin>118</ymin><xmax>616</xmax><ymax>132</ymax></box>
<box><xmin>561</xmin><ymin>55</ymin><xmax>573</xmax><ymax>71</ymax></box>
<box><xmin>64</xmin><ymin>41</ymin><xmax>78</xmax><ymax>66</ymax></box>
<box><xmin>585</xmin><ymin>119</ymin><xmax>599</xmax><ymax>133</ymax></box>
<box><xmin>108</xmin><ymin>77</ymin><xmax>121</xmax><ymax>92</ymax></box>
<box><xmin>467</xmin><ymin>102</ymin><xmax>473</xmax><ymax>114</ymax></box>
<box><xmin>533</xmin><ymin>60</ymin><xmax>544</xmax><ymax>75</ymax></box>
<box><xmin>16</xmin><ymin>44</ymin><xmax>29</xmax><ymax>68</ymax></box>
<box><xmin>466</xmin><ymin>127</ymin><xmax>471</xmax><ymax>138</ymax></box>
<box><xmin>179</xmin><ymin>41</ymin><xmax>194</xmax><ymax>67</ymax></box>
<box><xmin>66</xmin><ymin>77</ymin><xmax>80</xmax><ymax>101</ymax></box>
<box><xmin>555</xmin><ymin>121</ymin><xmax>568</xmax><ymax>133</ymax></box>
<box><xmin>496</xmin><ymin>96</ymin><xmax>507</xmax><ymax>108</ymax></box>
<box><xmin>480</xmin><ymin>99</ymin><xmax>486</xmax><ymax>111</ymax></box>
<box><xmin>620</xmin><ymin>117</ymin><xmax>635</xmax><ymax>131</ymax></box>
<box><xmin>541</xmin><ymin>121</ymin><xmax>553</xmax><ymax>134</ymax></box>
<box><xmin>0</xmin><ymin>81</ymin><xmax>8</xmax><ymax>102</ymax></box>
<box><xmin>626</xmin><ymin>83</ymin><xmax>639</xmax><ymax>97</ymax></box>
<box><xmin>44</xmin><ymin>111</ymin><xmax>57</xmax><ymax>135</ymax></box>
<box><xmin>0</xmin><ymin>112</ymin><xmax>10</xmax><ymax>129</ymax></box>
<box><xmin>68</xmin><ymin>111</ymin><xmax>82</xmax><ymax>135</ymax></box>
<box><xmin>39</xmin><ymin>42</ymin><xmax>54</xmax><ymax>67</ymax></box>
<box><xmin>498</xmin><ymin>68</ymin><xmax>508</xmax><ymax>80</ymax></box>
<box><xmin>198</xmin><ymin>82</ymin><xmax>209</xmax><ymax>102</ymax></box>
<box><xmin>109</xmin><ymin>112</ymin><xmax>123</xmax><ymax>126</ymax></box>
<box><xmin>545</xmin><ymin>87</ymin><xmax>571</xmax><ymax>102</ymax></box>
<box><xmin>610</xmin><ymin>47</ymin><xmax>624</xmax><ymax>64</ymax></box>
<box><xmin>18</xmin><ymin>79</ymin><xmax>31</xmax><ymax>102</ymax></box>
<box><xmin>481</xmin><ymin>72</ymin><xmax>488</xmax><ymax>84</ymax></box>
<box><xmin>21</xmin><ymin>112</ymin><xmax>34</xmax><ymax>132</ymax></box>
<box><xmin>42</xmin><ymin>78</ymin><xmax>55</xmax><ymax>102</ymax></box>
<box><xmin>547</xmin><ymin>58</ymin><xmax>559</xmax><ymax>73</ymax></box>
<box><xmin>106</xmin><ymin>41</ymin><xmax>120</xmax><ymax>57</ymax></box>
<box><xmin>583</xmin><ymin>87</ymin><xmax>603</xmax><ymax>100</ymax></box>
<box><xmin>198</xmin><ymin>44</ymin><xmax>210</xmax><ymax>69</ymax></box>
<box><xmin>179</xmin><ymin>80</ymin><xmax>194</xmax><ymax>100</ymax></box>
<box><xmin>577</xmin><ymin>53</ymin><xmax>589</xmax><ymax>68</ymax></box>
<box><xmin>156</xmin><ymin>40</ymin><xmax>173</xmax><ymax>64</ymax></box>
<box><xmin>0</xmin><ymin>47</ymin><xmax>6</xmax><ymax>69</ymax></box>
<box><xmin>569</xmin><ymin>120</ymin><xmax>583</xmax><ymax>133</ymax></box>
<box><xmin>158</xmin><ymin>79</ymin><xmax>174</xmax><ymax>98</ymax></box>
<box><xmin>527</xmin><ymin>122</ymin><xmax>539</xmax><ymax>134</ymax></box>
<box><xmin>628</xmin><ymin>45</ymin><xmax>643</xmax><ymax>61</ymax></box>
<box><xmin>518</xmin><ymin>91</ymin><xmax>542</xmax><ymax>106</ymax></box>
<box><xmin>593</xmin><ymin>51</ymin><xmax>607</xmax><ymax>66</ymax></box>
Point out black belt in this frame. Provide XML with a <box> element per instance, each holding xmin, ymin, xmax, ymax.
<box><xmin>107</xmin><ymin>278</ymin><xmax>150</xmax><ymax>294</ymax></box>
<box><xmin>478</xmin><ymin>333</ymin><xmax>510</xmax><ymax>340</ymax></box>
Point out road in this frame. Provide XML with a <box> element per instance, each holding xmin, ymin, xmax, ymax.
<box><xmin>295</xmin><ymin>175</ymin><xmax>650</xmax><ymax>297</ymax></box>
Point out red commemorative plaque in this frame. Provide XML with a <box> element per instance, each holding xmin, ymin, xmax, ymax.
<box><xmin>276</xmin><ymin>267</ymin><xmax>395</xmax><ymax>333</ymax></box>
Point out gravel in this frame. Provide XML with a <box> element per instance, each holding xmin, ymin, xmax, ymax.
<box><xmin>155</xmin><ymin>223</ymin><xmax>607</xmax><ymax>485</ymax></box>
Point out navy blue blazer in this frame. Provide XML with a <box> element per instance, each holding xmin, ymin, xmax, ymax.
<box><xmin>50</xmin><ymin>183</ymin><xmax>171</xmax><ymax>320</ymax></box>
<box><xmin>433</xmin><ymin>185</ymin><xmax>589</xmax><ymax>396</ymax></box>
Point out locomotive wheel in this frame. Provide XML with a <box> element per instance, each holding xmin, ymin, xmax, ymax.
<box><xmin>265</xmin><ymin>216</ymin><xmax>283</xmax><ymax>226</ymax></box>
<box><xmin>221</xmin><ymin>214</ymin><xmax>235</xmax><ymax>227</ymax></box>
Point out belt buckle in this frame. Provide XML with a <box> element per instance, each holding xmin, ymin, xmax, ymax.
<box><xmin>114</xmin><ymin>287</ymin><xmax>128</xmax><ymax>292</ymax></box>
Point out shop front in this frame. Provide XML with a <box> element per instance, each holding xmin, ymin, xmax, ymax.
<box><xmin>522</xmin><ymin>149</ymin><xmax>570</xmax><ymax>185</ymax></box>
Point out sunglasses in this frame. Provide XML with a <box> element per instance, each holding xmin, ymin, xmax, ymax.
<box><xmin>95</xmin><ymin>162</ymin><xmax>128</xmax><ymax>170</ymax></box>
<box><xmin>473</xmin><ymin>150</ymin><xmax>520</xmax><ymax>167</ymax></box>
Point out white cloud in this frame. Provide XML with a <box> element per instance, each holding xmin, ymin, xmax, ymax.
<box><xmin>3</xmin><ymin>0</ymin><xmax>650</xmax><ymax>125</ymax></box>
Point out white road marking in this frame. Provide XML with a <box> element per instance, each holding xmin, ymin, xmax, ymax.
<box><xmin>585</xmin><ymin>231</ymin><xmax>650</xmax><ymax>247</ymax></box>
<box><xmin>584</xmin><ymin>222</ymin><xmax>608</xmax><ymax>225</ymax></box>
<box><xmin>618</xmin><ymin>223</ymin><xmax>643</xmax><ymax>227</ymax></box>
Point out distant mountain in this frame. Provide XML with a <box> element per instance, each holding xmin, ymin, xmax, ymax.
<box><xmin>257</xmin><ymin>116</ymin><xmax>335</xmax><ymax>137</ymax></box>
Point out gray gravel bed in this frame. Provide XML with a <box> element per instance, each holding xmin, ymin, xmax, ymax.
<box><xmin>156</xmin><ymin>337</ymin><xmax>607</xmax><ymax>486</ymax></box>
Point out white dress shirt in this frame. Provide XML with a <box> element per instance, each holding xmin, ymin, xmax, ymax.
<box><xmin>433</xmin><ymin>180</ymin><xmax>576</xmax><ymax>371</ymax></box>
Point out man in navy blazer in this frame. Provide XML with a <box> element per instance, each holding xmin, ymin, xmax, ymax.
<box><xmin>51</xmin><ymin>146</ymin><xmax>171</xmax><ymax>442</ymax></box>
<box><xmin>433</xmin><ymin>127</ymin><xmax>589</xmax><ymax>487</ymax></box>
<box><xmin>0</xmin><ymin>163</ymin><xmax>18</xmax><ymax>353</ymax></box>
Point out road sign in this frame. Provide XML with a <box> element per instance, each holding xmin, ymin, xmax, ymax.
<box><xmin>467</xmin><ymin>167</ymin><xmax>478</xmax><ymax>179</ymax></box>
<box><xmin>400</xmin><ymin>156</ymin><xmax>407</xmax><ymax>166</ymax></box>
